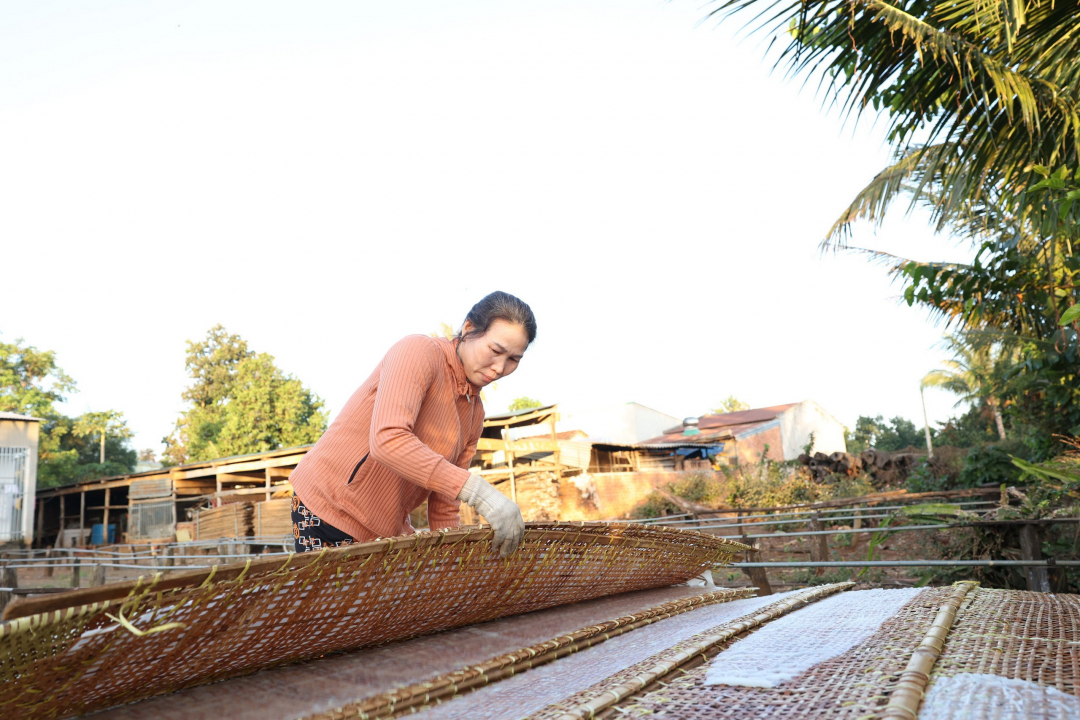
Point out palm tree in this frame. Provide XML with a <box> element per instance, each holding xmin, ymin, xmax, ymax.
<box><xmin>710</xmin><ymin>0</ymin><xmax>1080</xmax><ymax>246</ymax></box>
<box><xmin>921</xmin><ymin>334</ymin><xmax>1016</xmax><ymax>440</ymax></box>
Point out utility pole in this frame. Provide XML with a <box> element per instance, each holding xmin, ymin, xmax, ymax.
<box><xmin>920</xmin><ymin>386</ymin><xmax>934</xmax><ymax>459</ymax></box>
<box><xmin>100</xmin><ymin>428</ymin><xmax>106</xmax><ymax>464</ymax></box>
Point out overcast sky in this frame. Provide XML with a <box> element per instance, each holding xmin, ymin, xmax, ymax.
<box><xmin>2</xmin><ymin>0</ymin><xmax>974</xmax><ymax>454</ymax></box>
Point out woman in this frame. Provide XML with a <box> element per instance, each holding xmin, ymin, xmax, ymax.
<box><xmin>289</xmin><ymin>291</ymin><xmax>534</xmax><ymax>557</ymax></box>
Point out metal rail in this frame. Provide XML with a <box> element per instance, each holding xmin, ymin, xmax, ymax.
<box><xmin>702</xmin><ymin>517</ymin><xmax>1080</xmax><ymax>540</ymax></box>
<box><xmin>733</xmin><ymin>560</ymin><xmax>1080</xmax><ymax>568</ymax></box>
<box><xmin>638</xmin><ymin>500</ymin><xmax>998</xmax><ymax>526</ymax></box>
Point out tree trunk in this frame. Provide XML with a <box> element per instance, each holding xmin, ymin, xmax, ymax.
<box><xmin>989</xmin><ymin>397</ymin><xmax>1007</xmax><ymax>440</ymax></box>
<box><xmin>100</xmin><ymin>431</ymin><xmax>106</xmax><ymax>464</ymax></box>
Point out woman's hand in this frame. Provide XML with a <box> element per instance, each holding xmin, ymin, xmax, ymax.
<box><xmin>458</xmin><ymin>474</ymin><xmax>525</xmax><ymax>557</ymax></box>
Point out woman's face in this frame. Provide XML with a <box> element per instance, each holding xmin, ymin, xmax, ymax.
<box><xmin>458</xmin><ymin>318</ymin><xmax>529</xmax><ymax>387</ymax></box>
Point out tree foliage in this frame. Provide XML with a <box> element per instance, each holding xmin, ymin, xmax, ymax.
<box><xmin>1</xmin><ymin>338</ymin><xmax>137</xmax><ymax>486</ymax></box>
<box><xmin>922</xmin><ymin>334</ymin><xmax>1016</xmax><ymax>439</ymax></box>
<box><xmin>163</xmin><ymin>326</ymin><xmax>328</xmax><ymax>464</ymax></box>
<box><xmin>508</xmin><ymin>397</ymin><xmax>543</xmax><ymax>412</ymax></box>
<box><xmin>712</xmin><ymin>0</ymin><xmax>1080</xmax><ymax>456</ymax></box>
<box><xmin>846</xmin><ymin>415</ymin><xmax>929</xmax><ymax>453</ymax></box>
<box><xmin>712</xmin><ymin>395</ymin><xmax>750</xmax><ymax>414</ymax></box>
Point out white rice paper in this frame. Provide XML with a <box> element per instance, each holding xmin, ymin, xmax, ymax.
<box><xmin>704</xmin><ymin>587</ymin><xmax>923</xmax><ymax>688</ymax></box>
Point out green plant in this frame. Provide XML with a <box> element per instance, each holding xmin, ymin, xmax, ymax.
<box><xmin>957</xmin><ymin>444</ymin><xmax>1025</xmax><ymax>487</ymax></box>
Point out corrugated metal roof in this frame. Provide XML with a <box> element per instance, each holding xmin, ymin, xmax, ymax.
<box><xmin>484</xmin><ymin>404</ymin><xmax>558</xmax><ymax>421</ymax></box>
<box><xmin>647</xmin><ymin>405</ymin><xmax>797</xmax><ymax>446</ymax></box>
<box><xmin>45</xmin><ymin>443</ymin><xmax>315</xmax><ymax>491</ymax></box>
<box><xmin>0</xmin><ymin>411</ymin><xmax>43</xmax><ymax>422</ymax></box>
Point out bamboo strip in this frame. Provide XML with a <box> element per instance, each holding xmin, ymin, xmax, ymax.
<box><xmin>881</xmin><ymin>581</ymin><xmax>979</xmax><ymax>719</ymax></box>
<box><xmin>543</xmin><ymin>582</ymin><xmax>856</xmax><ymax>720</ymax></box>
<box><xmin>308</xmin><ymin>588</ymin><xmax>757</xmax><ymax>720</ymax></box>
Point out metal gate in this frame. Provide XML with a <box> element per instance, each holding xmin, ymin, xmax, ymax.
<box><xmin>129</xmin><ymin>500</ymin><xmax>175</xmax><ymax>540</ymax></box>
<box><xmin>0</xmin><ymin>447</ymin><xmax>28</xmax><ymax>543</ymax></box>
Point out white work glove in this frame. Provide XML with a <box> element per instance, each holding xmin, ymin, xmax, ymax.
<box><xmin>458</xmin><ymin>474</ymin><xmax>525</xmax><ymax>557</ymax></box>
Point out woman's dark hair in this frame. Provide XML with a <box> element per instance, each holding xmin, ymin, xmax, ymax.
<box><xmin>460</xmin><ymin>291</ymin><xmax>537</xmax><ymax>345</ymax></box>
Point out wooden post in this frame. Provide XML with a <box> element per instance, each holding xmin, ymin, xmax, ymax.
<box><xmin>809</xmin><ymin>512</ymin><xmax>829</xmax><ymax>577</ymax></box>
<box><xmin>45</xmin><ymin>547</ymin><xmax>54</xmax><ymax>577</ymax></box>
<box><xmin>59</xmin><ymin>494</ymin><xmax>66</xmax><ymax>545</ymax></box>
<box><xmin>0</xmin><ymin>561</ymin><xmax>15</xmax><ymax>616</ymax></box>
<box><xmin>503</xmin><ymin>429</ymin><xmax>516</xmax><ymax>503</ymax></box>
<box><xmin>264</xmin><ymin>468</ymin><xmax>272</xmax><ymax>503</ymax></box>
<box><xmin>550</xmin><ymin>415</ymin><xmax>562</xmax><ymax>479</ymax></box>
<box><xmin>739</xmin><ymin>534</ymin><xmax>772</xmax><ymax>596</ymax></box>
<box><xmin>1019</xmin><ymin>524</ymin><xmax>1052</xmax><ymax>592</ymax></box>
<box><xmin>102</xmin><ymin>487</ymin><xmax>111</xmax><ymax>545</ymax></box>
<box><xmin>35</xmin><ymin>497</ymin><xmax>45</xmax><ymax>549</ymax></box>
<box><xmin>70</xmin><ymin>555</ymin><xmax>81</xmax><ymax>588</ymax></box>
<box><xmin>850</xmin><ymin>505</ymin><xmax>863</xmax><ymax>550</ymax></box>
<box><xmin>91</xmin><ymin>563</ymin><xmax>107</xmax><ymax>587</ymax></box>
<box><xmin>78</xmin><ymin>490</ymin><xmax>86</xmax><ymax>545</ymax></box>
<box><xmin>162</xmin><ymin>546</ymin><xmax>172</xmax><ymax>567</ymax></box>
<box><xmin>215</xmin><ymin>473</ymin><xmax>223</xmax><ymax>507</ymax></box>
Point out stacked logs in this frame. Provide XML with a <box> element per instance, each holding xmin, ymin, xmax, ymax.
<box><xmin>797</xmin><ymin>450</ymin><xmax>921</xmax><ymax>482</ymax></box>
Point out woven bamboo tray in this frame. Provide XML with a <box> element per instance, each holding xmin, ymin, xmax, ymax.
<box><xmin>0</xmin><ymin>522</ymin><xmax>745</xmax><ymax>719</ymax></box>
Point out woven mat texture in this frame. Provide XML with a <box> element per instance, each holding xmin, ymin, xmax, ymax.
<box><xmin>704</xmin><ymin>587</ymin><xmax>923</xmax><ymax>688</ymax></box>
<box><xmin>596</xmin><ymin>586</ymin><xmax>948</xmax><ymax>720</ymax></box>
<box><xmin>920</xmin><ymin>673</ymin><xmax>1080</xmax><ymax>719</ymax></box>
<box><xmin>924</xmin><ymin>587</ymin><xmax>1080</xmax><ymax>715</ymax></box>
<box><xmin>94</xmin><ymin>586</ymin><xmax>721</xmax><ymax>720</ymax></box>
<box><xmin>0</xmin><ymin>522</ymin><xmax>743</xmax><ymax>719</ymax></box>
<box><xmin>405</xmin><ymin>589</ymin><xmax>822</xmax><ymax>720</ymax></box>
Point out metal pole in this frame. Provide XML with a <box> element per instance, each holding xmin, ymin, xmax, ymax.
<box><xmin>734</xmin><ymin>560</ymin><xmax>1080</xmax><ymax>568</ymax></box>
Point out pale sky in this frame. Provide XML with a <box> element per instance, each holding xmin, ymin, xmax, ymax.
<box><xmin>2</xmin><ymin>0</ymin><xmax>973</xmax><ymax>455</ymax></box>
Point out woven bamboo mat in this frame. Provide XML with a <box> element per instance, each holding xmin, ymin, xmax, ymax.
<box><xmin>0</xmin><ymin>522</ymin><xmax>743</xmax><ymax>720</ymax></box>
<box><xmin>393</xmin><ymin>585</ymin><xmax>849</xmax><ymax>720</ymax></box>
<box><xmin>918</xmin><ymin>587</ymin><xmax>1080</xmax><ymax>719</ymax></box>
<box><xmin>93</xmin><ymin>585</ymin><xmax>726</xmax><ymax>720</ymax></box>
<box><xmin>577</xmin><ymin>585</ymin><xmax>948</xmax><ymax>720</ymax></box>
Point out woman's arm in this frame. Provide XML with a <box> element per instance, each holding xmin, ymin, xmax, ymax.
<box><xmin>426</xmin><ymin>429</ymin><xmax>482</xmax><ymax>530</ymax></box>
<box><xmin>368</xmin><ymin>336</ymin><xmax>471</xmax><ymax>499</ymax></box>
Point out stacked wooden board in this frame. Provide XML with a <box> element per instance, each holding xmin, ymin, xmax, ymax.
<box><xmin>194</xmin><ymin>503</ymin><xmax>253</xmax><ymax>540</ymax></box>
<box><xmin>253</xmin><ymin>498</ymin><xmax>293</xmax><ymax>538</ymax></box>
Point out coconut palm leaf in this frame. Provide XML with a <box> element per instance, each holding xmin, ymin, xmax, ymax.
<box><xmin>710</xmin><ymin>0</ymin><xmax>1080</xmax><ymax>243</ymax></box>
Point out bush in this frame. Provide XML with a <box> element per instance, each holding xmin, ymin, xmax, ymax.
<box><xmin>905</xmin><ymin>445</ymin><xmax>969</xmax><ymax>493</ymax></box>
<box><xmin>957</xmin><ymin>443</ymin><xmax>1025</xmax><ymax>487</ymax></box>
<box><xmin>634</xmin><ymin>473</ymin><xmax>725</xmax><ymax>518</ymax></box>
<box><xmin>724</xmin><ymin>462</ymin><xmax>831</xmax><ymax>508</ymax></box>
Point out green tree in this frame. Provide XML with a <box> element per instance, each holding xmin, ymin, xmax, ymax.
<box><xmin>73</xmin><ymin>410</ymin><xmax>133</xmax><ymax>464</ymax></box>
<box><xmin>0</xmin><ymin>339</ymin><xmax>80</xmax><ymax>486</ymax></box>
<box><xmin>922</xmin><ymin>334</ymin><xmax>1016</xmax><ymax>440</ymax></box>
<box><xmin>712</xmin><ymin>396</ymin><xmax>750</xmax><ymax>414</ymax></box>
<box><xmin>847</xmin><ymin>415</ymin><xmax>929</xmax><ymax>453</ymax></box>
<box><xmin>164</xmin><ymin>326</ymin><xmax>328</xmax><ymax>463</ymax></box>
<box><xmin>711</xmin><ymin>0</ymin><xmax>1080</xmax><ymax>243</ymax></box>
<box><xmin>215</xmin><ymin>354</ymin><xmax>329</xmax><ymax>456</ymax></box>
<box><xmin>508</xmin><ymin>397</ymin><xmax>543</xmax><ymax>412</ymax></box>
<box><xmin>0</xmin><ymin>338</ymin><xmax>76</xmax><ymax>418</ymax></box>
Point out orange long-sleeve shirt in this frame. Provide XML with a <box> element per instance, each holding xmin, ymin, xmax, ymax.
<box><xmin>290</xmin><ymin>335</ymin><xmax>485</xmax><ymax>540</ymax></box>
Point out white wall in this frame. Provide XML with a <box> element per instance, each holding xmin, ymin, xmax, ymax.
<box><xmin>558</xmin><ymin>402</ymin><xmax>680</xmax><ymax>445</ymax></box>
<box><xmin>0</xmin><ymin>419</ymin><xmax>40</xmax><ymax>547</ymax></box>
<box><xmin>778</xmin><ymin>400</ymin><xmax>847</xmax><ymax>460</ymax></box>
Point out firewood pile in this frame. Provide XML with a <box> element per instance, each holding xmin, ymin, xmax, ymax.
<box><xmin>797</xmin><ymin>450</ymin><xmax>922</xmax><ymax>482</ymax></box>
<box><xmin>253</xmin><ymin>498</ymin><xmax>293</xmax><ymax>538</ymax></box>
<box><xmin>195</xmin><ymin>503</ymin><xmax>254</xmax><ymax>540</ymax></box>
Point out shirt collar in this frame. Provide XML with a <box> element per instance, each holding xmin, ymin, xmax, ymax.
<box><xmin>438</xmin><ymin>337</ymin><xmax>482</xmax><ymax>401</ymax></box>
